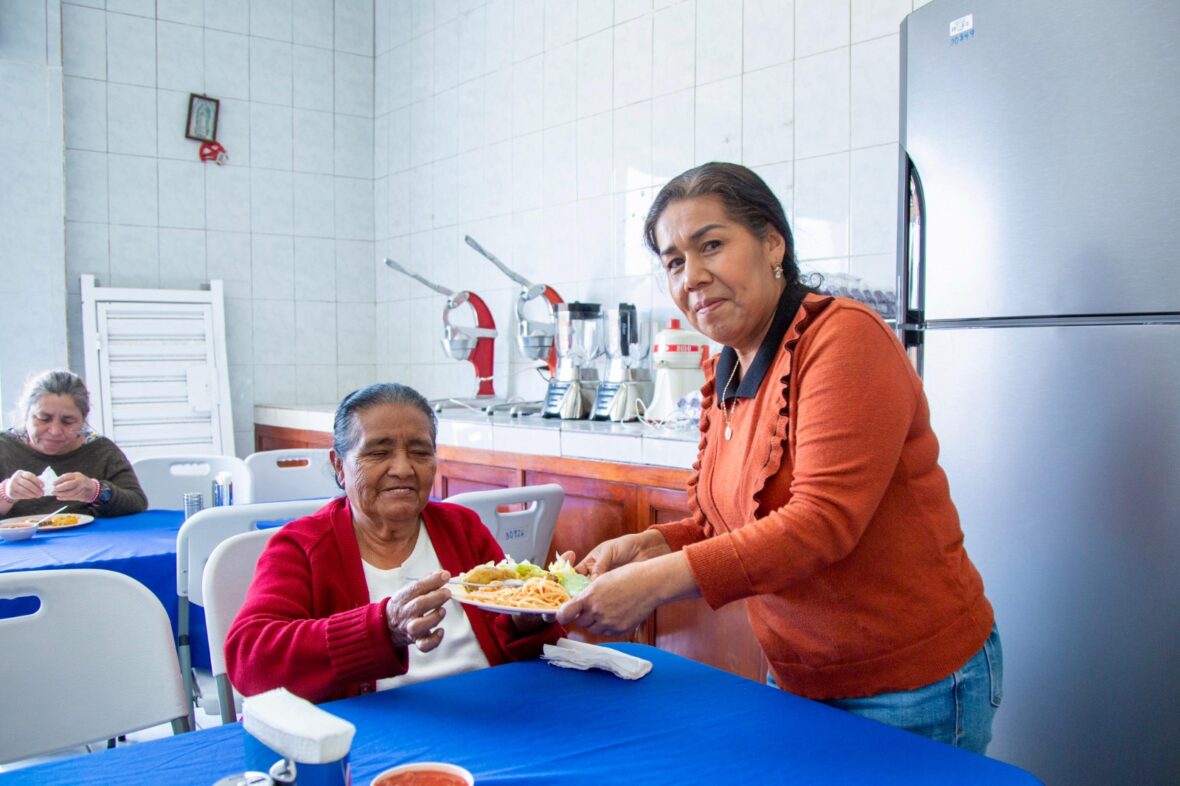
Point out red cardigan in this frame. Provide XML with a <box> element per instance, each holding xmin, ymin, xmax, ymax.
<box><xmin>225</xmin><ymin>497</ymin><xmax>563</xmax><ymax>703</ymax></box>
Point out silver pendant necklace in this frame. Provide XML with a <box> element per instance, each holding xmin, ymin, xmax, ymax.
<box><xmin>720</xmin><ymin>360</ymin><xmax>740</xmax><ymax>441</ymax></box>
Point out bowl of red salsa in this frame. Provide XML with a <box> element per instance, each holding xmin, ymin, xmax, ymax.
<box><xmin>371</xmin><ymin>762</ymin><xmax>474</xmax><ymax>786</ymax></box>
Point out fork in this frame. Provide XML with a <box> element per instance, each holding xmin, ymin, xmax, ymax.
<box><xmin>405</xmin><ymin>577</ymin><xmax>525</xmax><ymax>588</ymax></box>
<box><xmin>32</xmin><ymin>505</ymin><xmax>69</xmax><ymax>527</ymax></box>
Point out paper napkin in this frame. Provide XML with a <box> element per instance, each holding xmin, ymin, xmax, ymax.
<box><xmin>541</xmin><ymin>638</ymin><xmax>652</xmax><ymax>680</ymax></box>
<box><xmin>242</xmin><ymin>688</ymin><xmax>356</xmax><ymax>764</ymax></box>
<box><xmin>38</xmin><ymin>466</ymin><xmax>58</xmax><ymax>496</ymax></box>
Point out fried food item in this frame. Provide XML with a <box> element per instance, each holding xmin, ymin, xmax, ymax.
<box><xmin>460</xmin><ymin>565</ymin><xmax>516</xmax><ymax>586</ymax></box>
<box><xmin>45</xmin><ymin>514</ymin><xmax>80</xmax><ymax>527</ymax></box>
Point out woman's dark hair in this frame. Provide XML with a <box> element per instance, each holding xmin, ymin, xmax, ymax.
<box><xmin>332</xmin><ymin>382</ymin><xmax>437</xmax><ymax>458</ymax></box>
<box><xmin>643</xmin><ymin>162</ymin><xmax>804</xmax><ymax>292</ymax></box>
<box><xmin>14</xmin><ymin>369</ymin><xmax>91</xmax><ymax>426</ymax></box>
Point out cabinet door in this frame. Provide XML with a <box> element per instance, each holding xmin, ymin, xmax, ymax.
<box><xmin>524</xmin><ymin>471</ymin><xmax>634</xmax><ymax>566</ymax></box>
<box><xmin>525</xmin><ymin>470</ymin><xmax>637</xmax><ymax>645</ymax></box>
<box><xmin>435</xmin><ymin>460</ymin><xmax>520</xmax><ymax>499</ymax></box>
<box><xmin>642</xmin><ymin>488</ymin><xmax>767</xmax><ymax>683</ymax></box>
<box><xmin>254</xmin><ymin>424</ymin><xmax>333</xmax><ymax>451</ymax></box>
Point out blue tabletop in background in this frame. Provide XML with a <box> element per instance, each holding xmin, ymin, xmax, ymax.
<box><xmin>0</xmin><ymin>509</ymin><xmax>210</xmax><ymax>668</ymax></box>
<box><xmin>0</xmin><ymin>644</ymin><xmax>1044</xmax><ymax>785</ymax></box>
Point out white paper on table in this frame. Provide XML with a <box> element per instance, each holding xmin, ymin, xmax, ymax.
<box><xmin>38</xmin><ymin>466</ymin><xmax>58</xmax><ymax>496</ymax></box>
<box><xmin>541</xmin><ymin>638</ymin><xmax>652</xmax><ymax>680</ymax></box>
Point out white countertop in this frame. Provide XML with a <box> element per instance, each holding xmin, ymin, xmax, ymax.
<box><xmin>254</xmin><ymin>405</ymin><xmax>699</xmax><ymax>469</ymax></box>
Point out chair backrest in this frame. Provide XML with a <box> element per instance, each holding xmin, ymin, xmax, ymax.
<box><xmin>443</xmin><ymin>484</ymin><xmax>565</xmax><ymax>564</ymax></box>
<box><xmin>132</xmin><ymin>454</ymin><xmax>254</xmax><ymax>508</ymax></box>
<box><xmin>176</xmin><ymin>498</ymin><xmax>329</xmax><ymax>607</ymax></box>
<box><xmin>245</xmin><ymin>448</ymin><xmax>342</xmax><ymax>503</ymax></box>
<box><xmin>0</xmin><ymin>569</ymin><xmax>189</xmax><ymax>763</ymax></box>
<box><xmin>203</xmin><ymin>528</ymin><xmax>280</xmax><ymax>679</ymax></box>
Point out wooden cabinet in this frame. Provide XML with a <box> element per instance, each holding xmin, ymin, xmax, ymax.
<box><xmin>255</xmin><ymin>423</ymin><xmax>767</xmax><ymax>683</ymax></box>
<box><xmin>436</xmin><ymin>445</ymin><xmax>767</xmax><ymax>683</ymax></box>
<box><xmin>255</xmin><ymin>424</ymin><xmax>332</xmax><ymax>451</ymax></box>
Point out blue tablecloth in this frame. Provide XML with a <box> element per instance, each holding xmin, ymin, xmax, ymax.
<box><xmin>0</xmin><ymin>509</ymin><xmax>211</xmax><ymax>668</ymax></box>
<box><xmin>0</xmin><ymin>644</ymin><xmax>1043</xmax><ymax>785</ymax></box>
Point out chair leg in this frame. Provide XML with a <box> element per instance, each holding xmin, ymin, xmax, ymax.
<box><xmin>177</xmin><ymin>596</ymin><xmax>195</xmax><ymax>728</ymax></box>
<box><xmin>216</xmin><ymin>674</ymin><xmax>237</xmax><ymax>725</ymax></box>
<box><xmin>171</xmin><ymin>716</ymin><xmax>192</xmax><ymax>734</ymax></box>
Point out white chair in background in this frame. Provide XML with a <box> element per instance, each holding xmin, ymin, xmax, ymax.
<box><xmin>175</xmin><ymin>498</ymin><xmax>329</xmax><ymax>724</ymax></box>
<box><xmin>203</xmin><ymin>528</ymin><xmax>280</xmax><ymax>725</ymax></box>
<box><xmin>245</xmin><ymin>448</ymin><xmax>341</xmax><ymax>503</ymax></box>
<box><xmin>443</xmin><ymin>484</ymin><xmax>565</xmax><ymax>565</ymax></box>
<box><xmin>0</xmin><ymin>569</ymin><xmax>190</xmax><ymax>764</ymax></box>
<box><xmin>132</xmin><ymin>454</ymin><xmax>254</xmax><ymax>508</ymax></box>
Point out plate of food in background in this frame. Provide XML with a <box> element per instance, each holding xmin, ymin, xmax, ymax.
<box><xmin>0</xmin><ymin>513</ymin><xmax>94</xmax><ymax>531</ymax></box>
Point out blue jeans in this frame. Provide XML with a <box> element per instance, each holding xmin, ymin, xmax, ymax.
<box><xmin>771</xmin><ymin>625</ymin><xmax>1003</xmax><ymax>754</ymax></box>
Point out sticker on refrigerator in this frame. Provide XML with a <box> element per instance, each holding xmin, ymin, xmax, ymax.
<box><xmin>949</xmin><ymin>14</ymin><xmax>975</xmax><ymax>45</ymax></box>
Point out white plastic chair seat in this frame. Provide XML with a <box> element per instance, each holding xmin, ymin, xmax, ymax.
<box><xmin>0</xmin><ymin>569</ymin><xmax>190</xmax><ymax>763</ymax></box>
<box><xmin>203</xmin><ymin>528</ymin><xmax>280</xmax><ymax>724</ymax></box>
<box><xmin>443</xmin><ymin>484</ymin><xmax>564</xmax><ymax>565</ymax></box>
<box><xmin>132</xmin><ymin>454</ymin><xmax>254</xmax><ymax>508</ymax></box>
<box><xmin>245</xmin><ymin>449</ymin><xmax>342</xmax><ymax>503</ymax></box>
<box><xmin>175</xmin><ymin>498</ymin><xmax>332</xmax><ymax>724</ymax></box>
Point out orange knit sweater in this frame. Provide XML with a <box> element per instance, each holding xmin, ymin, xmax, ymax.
<box><xmin>652</xmin><ymin>294</ymin><xmax>994</xmax><ymax>700</ymax></box>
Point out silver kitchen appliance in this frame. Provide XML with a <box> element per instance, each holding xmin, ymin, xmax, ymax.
<box><xmin>898</xmin><ymin>2</ymin><xmax>1180</xmax><ymax>782</ymax></box>
<box><xmin>463</xmin><ymin>235</ymin><xmax>564</xmax><ymax>417</ymax></box>
<box><xmin>543</xmin><ymin>302</ymin><xmax>603</xmax><ymax>419</ymax></box>
<box><xmin>591</xmin><ymin>304</ymin><xmax>653</xmax><ymax>422</ymax></box>
<box><xmin>383</xmin><ymin>258</ymin><xmax>501</xmax><ymax>412</ymax></box>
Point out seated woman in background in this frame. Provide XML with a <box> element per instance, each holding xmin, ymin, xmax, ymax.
<box><xmin>226</xmin><ymin>382</ymin><xmax>563</xmax><ymax>704</ymax></box>
<box><xmin>0</xmin><ymin>369</ymin><xmax>147</xmax><ymax>518</ymax></box>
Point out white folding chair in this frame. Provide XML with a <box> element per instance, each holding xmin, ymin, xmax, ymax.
<box><xmin>0</xmin><ymin>569</ymin><xmax>190</xmax><ymax>764</ymax></box>
<box><xmin>175</xmin><ymin>498</ymin><xmax>330</xmax><ymax>724</ymax></box>
<box><xmin>443</xmin><ymin>484</ymin><xmax>565</xmax><ymax>565</ymax></box>
<box><xmin>245</xmin><ymin>448</ymin><xmax>342</xmax><ymax>503</ymax></box>
<box><xmin>132</xmin><ymin>454</ymin><xmax>254</xmax><ymax>508</ymax></box>
<box><xmin>203</xmin><ymin>528</ymin><xmax>280</xmax><ymax>724</ymax></box>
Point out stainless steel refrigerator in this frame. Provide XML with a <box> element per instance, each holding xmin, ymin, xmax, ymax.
<box><xmin>897</xmin><ymin>1</ymin><xmax>1180</xmax><ymax>783</ymax></box>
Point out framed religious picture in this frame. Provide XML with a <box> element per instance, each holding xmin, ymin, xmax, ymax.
<box><xmin>185</xmin><ymin>93</ymin><xmax>220</xmax><ymax>142</ymax></box>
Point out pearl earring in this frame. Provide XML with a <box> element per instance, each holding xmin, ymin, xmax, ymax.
<box><xmin>773</xmin><ymin>264</ymin><xmax>783</xmax><ymax>279</ymax></box>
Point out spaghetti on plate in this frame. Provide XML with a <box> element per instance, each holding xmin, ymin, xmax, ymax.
<box><xmin>463</xmin><ymin>577</ymin><xmax>570</xmax><ymax>610</ymax></box>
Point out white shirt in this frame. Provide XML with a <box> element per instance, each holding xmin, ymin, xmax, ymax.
<box><xmin>361</xmin><ymin>519</ymin><xmax>490</xmax><ymax>691</ymax></box>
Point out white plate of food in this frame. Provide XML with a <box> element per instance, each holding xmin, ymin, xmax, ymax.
<box><xmin>0</xmin><ymin>513</ymin><xmax>95</xmax><ymax>531</ymax></box>
<box><xmin>449</xmin><ymin>557</ymin><xmax>589</xmax><ymax>615</ymax></box>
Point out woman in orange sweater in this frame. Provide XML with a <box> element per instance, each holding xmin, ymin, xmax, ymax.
<box><xmin>557</xmin><ymin>163</ymin><xmax>1002</xmax><ymax>753</ymax></box>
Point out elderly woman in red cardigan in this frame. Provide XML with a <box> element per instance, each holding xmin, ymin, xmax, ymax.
<box><xmin>226</xmin><ymin>383</ymin><xmax>561</xmax><ymax>703</ymax></box>
<box><xmin>558</xmin><ymin>163</ymin><xmax>1002</xmax><ymax>753</ymax></box>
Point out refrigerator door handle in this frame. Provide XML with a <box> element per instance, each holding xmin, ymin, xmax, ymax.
<box><xmin>897</xmin><ymin>152</ymin><xmax>926</xmax><ymax>372</ymax></box>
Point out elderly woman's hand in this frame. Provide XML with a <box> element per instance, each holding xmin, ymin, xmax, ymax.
<box><xmin>53</xmin><ymin>472</ymin><xmax>97</xmax><ymax>503</ymax></box>
<box><xmin>385</xmin><ymin>571</ymin><xmax>452</xmax><ymax>652</ymax></box>
<box><xmin>3</xmin><ymin>470</ymin><xmax>44</xmax><ymax>501</ymax></box>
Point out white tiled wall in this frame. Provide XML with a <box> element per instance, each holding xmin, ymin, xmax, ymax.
<box><xmin>0</xmin><ymin>0</ymin><xmax>68</xmax><ymax>415</ymax></box>
<box><xmin>7</xmin><ymin>0</ymin><xmax>933</xmax><ymax>443</ymax></box>
<box><xmin>59</xmin><ymin>0</ymin><xmax>376</xmax><ymax>454</ymax></box>
<box><xmin>374</xmin><ymin>0</ymin><xmax>932</xmax><ymax>405</ymax></box>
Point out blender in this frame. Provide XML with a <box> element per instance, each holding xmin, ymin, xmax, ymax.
<box><xmin>642</xmin><ymin>319</ymin><xmax>709</xmax><ymax>422</ymax></box>
<box><xmin>591</xmin><ymin>304</ymin><xmax>653</xmax><ymax>422</ymax></box>
<box><xmin>543</xmin><ymin>302</ymin><xmax>604</xmax><ymax>419</ymax></box>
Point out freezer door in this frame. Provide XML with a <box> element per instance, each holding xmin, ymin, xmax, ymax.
<box><xmin>902</xmin><ymin>0</ymin><xmax>1180</xmax><ymax>319</ymax></box>
<box><xmin>923</xmin><ymin>323</ymin><xmax>1180</xmax><ymax>784</ymax></box>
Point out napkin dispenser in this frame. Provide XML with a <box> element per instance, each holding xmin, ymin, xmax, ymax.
<box><xmin>234</xmin><ymin>688</ymin><xmax>356</xmax><ymax>786</ymax></box>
